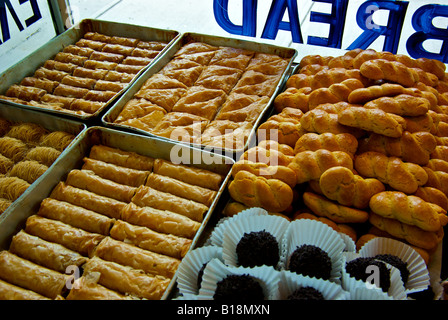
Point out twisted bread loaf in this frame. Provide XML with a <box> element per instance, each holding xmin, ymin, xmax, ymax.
<box><xmin>358</xmin><ymin>131</ymin><xmax>437</xmax><ymax>165</ymax></box>
<box><xmin>360</xmin><ymin>59</ymin><xmax>420</xmax><ymax>87</ymax></box>
<box><xmin>313</xmin><ymin>101</ymin><xmax>355</xmax><ymax>114</ymax></box>
<box><xmin>423</xmin><ymin>167</ymin><xmax>448</xmax><ymax>196</ymax></box>
<box><xmin>231</xmin><ymin>160</ymin><xmax>297</xmax><ymax>188</ymax></box>
<box><xmin>369</xmin><ymin>191</ymin><xmax>448</xmax><ymax>232</ymax></box>
<box><xmin>348</xmin><ymin>83</ymin><xmax>405</xmax><ymax>104</ymax></box>
<box><xmin>319</xmin><ymin>166</ymin><xmax>385</xmax><ymax>209</ymax></box>
<box><xmin>228</xmin><ymin>170</ymin><xmax>293</xmax><ymax>213</ymax></box>
<box><xmin>354</xmin><ymin>151</ymin><xmax>428</xmax><ymax>194</ymax></box>
<box><xmin>414</xmin><ymin>186</ymin><xmax>448</xmax><ymax>211</ymax></box>
<box><xmin>286</xmin><ymin>73</ymin><xmax>310</xmax><ymax>89</ymax></box>
<box><xmin>337</xmin><ymin>106</ymin><xmax>407</xmax><ymax>138</ymax></box>
<box><xmin>363</xmin><ymin>94</ymin><xmax>430</xmax><ymax>117</ymax></box>
<box><xmin>294</xmin><ymin>132</ymin><xmax>358</xmax><ymax>157</ymax></box>
<box><xmin>426</xmin><ymin>159</ymin><xmax>448</xmax><ymax>173</ymax></box>
<box><xmin>298</xmin><ymin>55</ymin><xmax>332</xmax><ymax>69</ymax></box>
<box><xmin>258</xmin><ymin>140</ymin><xmax>295</xmax><ymax>156</ymax></box>
<box><xmin>308</xmin><ymin>78</ymin><xmax>365</xmax><ymax>109</ymax></box>
<box><xmin>274</xmin><ymin>87</ymin><xmax>311</xmax><ymax>113</ymax></box>
<box><xmin>303</xmin><ymin>192</ymin><xmax>369</xmax><ymax>224</ymax></box>
<box><xmin>300</xmin><ymin>109</ymin><xmax>365</xmax><ymax>138</ymax></box>
<box><xmin>288</xmin><ymin>149</ymin><xmax>353</xmax><ymax>184</ymax></box>
<box><xmin>241</xmin><ymin>146</ymin><xmax>293</xmax><ymax>167</ymax></box>
<box><xmin>404</xmin><ymin>113</ymin><xmax>434</xmax><ymax>133</ymax></box>
<box><xmin>327</xmin><ymin>49</ymin><xmax>364</xmax><ymax>69</ymax></box>
<box><xmin>431</xmin><ymin>146</ymin><xmax>448</xmax><ymax>162</ymax></box>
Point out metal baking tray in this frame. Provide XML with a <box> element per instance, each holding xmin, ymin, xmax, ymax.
<box><xmin>0</xmin><ymin>102</ymin><xmax>86</xmax><ymax>222</ymax></box>
<box><xmin>0</xmin><ymin>19</ymin><xmax>180</xmax><ymax>123</ymax></box>
<box><xmin>0</xmin><ymin>126</ymin><xmax>234</xmax><ymax>300</ymax></box>
<box><xmin>102</xmin><ymin>32</ymin><xmax>297</xmax><ymax>159</ymax></box>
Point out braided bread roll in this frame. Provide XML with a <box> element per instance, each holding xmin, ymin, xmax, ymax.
<box><xmin>358</xmin><ymin>131</ymin><xmax>437</xmax><ymax>166</ymax></box>
<box><xmin>363</xmin><ymin>94</ymin><xmax>430</xmax><ymax>117</ymax></box>
<box><xmin>370</xmin><ymin>213</ymin><xmax>443</xmax><ymax>251</ymax></box>
<box><xmin>308</xmin><ymin>78</ymin><xmax>365</xmax><ymax>109</ymax></box>
<box><xmin>431</xmin><ymin>146</ymin><xmax>448</xmax><ymax>162</ymax></box>
<box><xmin>423</xmin><ymin>167</ymin><xmax>448</xmax><ymax>196</ymax></box>
<box><xmin>241</xmin><ymin>146</ymin><xmax>293</xmax><ymax>167</ymax></box>
<box><xmin>310</xmin><ymin>68</ymin><xmax>369</xmax><ymax>90</ymax></box>
<box><xmin>300</xmin><ymin>109</ymin><xmax>365</xmax><ymax>138</ymax></box>
<box><xmin>360</xmin><ymin>59</ymin><xmax>420</xmax><ymax>87</ymax></box>
<box><xmin>298</xmin><ymin>55</ymin><xmax>332</xmax><ymax>69</ymax></box>
<box><xmin>231</xmin><ymin>160</ymin><xmax>297</xmax><ymax>188</ymax></box>
<box><xmin>274</xmin><ymin>87</ymin><xmax>311</xmax><ymax>113</ymax></box>
<box><xmin>294</xmin><ymin>132</ymin><xmax>358</xmax><ymax>158</ymax></box>
<box><xmin>327</xmin><ymin>49</ymin><xmax>363</xmax><ymax>69</ymax></box>
<box><xmin>354</xmin><ymin>151</ymin><xmax>428</xmax><ymax>194</ymax></box>
<box><xmin>303</xmin><ymin>192</ymin><xmax>369</xmax><ymax>224</ymax></box>
<box><xmin>288</xmin><ymin>149</ymin><xmax>353</xmax><ymax>184</ymax></box>
<box><xmin>286</xmin><ymin>73</ymin><xmax>310</xmax><ymax>89</ymax></box>
<box><xmin>319</xmin><ymin>166</ymin><xmax>385</xmax><ymax>209</ymax></box>
<box><xmin>348</xmin><ymin>83</ymin><xmax>405</xmax><ymax>104</ymax></box>
<box><xmin>404</xmin><ymin>113</ymin><xmax>434</xmax><ymax>133</ymax></box>
<box><xmin>337</xmin><ymin>106</ymin><xmax>407</xmax><ymax>138</ymax></box>
<box><xmin>369</xmin><ymin>191</ymin><xmax>448</xmax><ymax>232</ymax></box>
<box><xmin>414</xmin><ymin>186</ymin><xmax>448</xmax><ymax>211</ymax></box>
<box><xmin>228</xmin><ymin>170</ymin><xmax>294</xmax><ymax>213</ymax></box>
<box><xmin>426</xmin><ymin>159</ymin><xmax>448</xmax><ymax>173</ymax></box>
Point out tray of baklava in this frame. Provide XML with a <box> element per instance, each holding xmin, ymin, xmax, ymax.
<box><xmin>102</xmin><ymin>32</ymin><xmax>297</xmax><ymax>156</ymax></box>
<box><xmin>0</xmin><ymin>102</ymin><xmax>86</xmax><ymax>221</ymax></box>
<box><xmin>0</xmin><ymin>19</ymin><xmax>180</xmax><ymax>121</ymax></box>
<box><xmin>0</xmin><ymin>126</ymin><xmax>234</xmax><ymax>300</ymax></box>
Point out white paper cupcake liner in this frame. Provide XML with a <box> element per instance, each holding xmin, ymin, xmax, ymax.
<box><xmin>358</xmin><ymin>237</ymin><xmax>430</xmax><ymax>295</ymax></box>
<box><xmin>274</xmin><ymin>270</ymin><xmax>350</xmax><ymax>300</ymax></box>
<box><xmin>176</xmin><ymin>246</ymin><xmax>224</xmax><ymax>295</ymax></box>
<box><xmin>221</xmin><ymin>213</ymin><xmax>290</xmax><ymax>268</ymax></box>
<box><xmin>280</xmin><ymin>219</ymin><xmax>346</xmax><ymax>282</ymax></box>
<box><xmin>339</xmin><ymin>232</ymin><xmax>357</xmax><ymax>253</ymax></box>
<box><xmin>197</xmin><ymin>258</ymin><xmax>281</xmax><ymax>300</ymax></box>
<box><xmin>208</xmin><ymin>207</ymin><xmax>270</xmax><ymax>247</ymax></box>
<box><xmin>341</xmin><ymin>252</ymin><xmax>407</xmax><ymax>300</ymax></box>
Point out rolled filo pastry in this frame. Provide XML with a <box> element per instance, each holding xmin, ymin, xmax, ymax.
<box><xmin>9</xmin><ymin>230</ymin><xmax>88</xmax><ymax>273</ymax></box>
<box><xmin>66</xmin><ymin>169</ymin><xmax>137</xmax><ymax>203</ymax></box>
<box><xmin>120</xmin><ymin>203</ymin><xmax>200</xmax><ymax>239</ymax></box>
<box><xmin>25</xmin><ymin>215</ymin><xmax>105</xmax><ymax>257</ymax></box>
<box><xmin>0</xmin><ymin>251</ymin><xmax>70</xmax><ymax>299</ymax></box>
<box><xmin>110</xmin><ymin>220</ymin><xmax>192</xmax><ymax>259</ymax></box>
<box><xmin>82</xmin><ymin>256</ymin><xmax>170</xmax><ymax>300</ymax></box>
<box><xmin>145</xmin><ymin>172</ymin><xmax>216</xmax><ymax>207</ymax></box>
<box><xmin>50</xmin><ymin>182</ymin><xmax>126</xmax><ymax>220</ymax></box>
<box><xmin>92</xmin><ymin>237</ymin><xmax>180</xmax><ymax>279</ymax></box>
<box><xmin>153</xmin><ymin>159</ymin><xmax>224</xmax><ymax>191</ymax></box>
<box><xmin>88</xmin><ymin>145</ymin><xmax>154</xmax><ymax>171</ymax></box>
<box><xmin>82</xmin><ymin>157</ymin><xmax>150</xmax><ymax>187</ymax></box>
<box><xmin>0</xmin><ymin>278</ymin><xmax>50</xmax><ymax>300</ymax></box>
<box><xmin>37</xmin><ymin>198</ymin><xmax>115</xmax><ymax>236</ymax></box>
<box><xmin>132</xmin><ymin>186</ymin><xmax>208</xmax><ymax>222</ymax></box>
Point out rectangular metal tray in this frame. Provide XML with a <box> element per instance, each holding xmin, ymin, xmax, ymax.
<box><xmin>0</xmin><ymin>102</ymin><xmax>87</xmax><ymax>223</ymax></box>
<box><xmin>102</xmin><ymin>32</ymin><xmax>297</xmax><ymax>158</ymax></box>
<box><xmin>0</xmin><ymin>126</ymin><xmax>234</xmax><ymax>300</ymax></box>
<box><xmin>0</xmin><ymin>19</ymin><xmax>181</xmax><ymax>123</ymax></box>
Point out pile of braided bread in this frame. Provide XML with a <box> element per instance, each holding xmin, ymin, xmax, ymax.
<box><xmin>225</xmin><ymin>48</ymin><xmax>448</xmax><ymax>265</ymax></box>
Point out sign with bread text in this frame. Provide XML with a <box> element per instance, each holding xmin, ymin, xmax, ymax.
<box><xmin>214</xmin><ymin>0</ymin><xmax>448</xmax><ymax>63</ymax></box>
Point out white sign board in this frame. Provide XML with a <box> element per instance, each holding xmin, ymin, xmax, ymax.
<box><xmin>0</xmin><ymin>0</ymin><xmax>57</xmax><ymax>74</ymax></box>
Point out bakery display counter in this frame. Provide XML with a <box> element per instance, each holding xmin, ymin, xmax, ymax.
<box><xmin>0</xmin><ymin>126</ymin><xmax>233</xmax><ymax>300</ymax></box>
<box><xmin>0</xmin><ymin>19</ymin><xmax>180</xmax><ymax>122</ymax></box>
<box><xmin>102</xmin><ymin>32</ymin><xmax>297</xmax><ymax>156</ymax></box>
<box><xmin>0</xmin><ymin>102</ymin><xmax>86</xmax><ymax>221</ymax></box>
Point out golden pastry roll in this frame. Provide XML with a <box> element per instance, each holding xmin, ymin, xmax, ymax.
<box><xmin>84</xmin><ymin>90</ymin><xmax>116</xmax><ymax>102</ymax></box>
<box><xmin>54</xmin><ymin>52</ymin><xmax>88</xmax><ymax>66</ymax></box>
<box><xmin>145</xmin><ymin>172</ymin><xmax>216</xmax><ymax>207</ymax></box>
<box><xmin>34</xmin><ymin>67</ymin><xmax>69</xmax><ymax>82</ymax></box>
<box><xmin>25</xmin><ymin>215</ymin><xmax>105</xmax><ymax>257</ymax></box>
<box><xmin>94</xmin><ymin>80</ymin><xmax>127</xmax><ymax>93</ymax></box>
<box><xmin>89</xmin><ymin>144</ymin><xmax>154</xmax><ymax>171</ymax></box>
<box><xmin>102</xmin><ymin>44</ymin><xmax>134</xmax><ymax>56</ymax></box>
<box><xmin>153</xmin><ymin>159</ymin><xmax>224</xmax><ymax>191</ymax></box>
<box><xmin>82</xmin><ymin>157</ymin><xmax>150</xmax><ymax>187</ymax></box>
<box><xmin>66</xmin><ymin>169</ymin><xmax>137</xmax><ymax>203</ymax></box>
<box><xmin>9</xmin><ymin>230</ymin><xmax>88</xmax><ymax>273</ymax></box>
<box><xmin>37</xmin><ymin>198</ymin><xmax>115</xmax><ymax>235</ymax></box>
<box><xmin>53</xmin><ymin>84</ymin><xmax>89</xmax><ymax>99</ymax></box>
<box><xmin>109</xmin><ymin>35</ymin><xmax>140</xmax><ymax>47</ymax></box>
<box><xmin>132</xmin><ymin>186</ymin><xmax>208</xmax><ymax>222</ymax></box>
<box><xmin>110</xmin><ymin>220</ymin><xmax>192</xmax><ymax>259</ymax></box>
<box><xmin>132</xmin><ymin>48</ymin><xmax>160</xmax><ymax>59</ymax></box>
<box><xmin>66</xmin><ymin>272</ymin><xmax>136</xmax><ymax>300</ymax></box>
<box><xmin>82</xmin><ymin>257</ymin><xmax>170</xmax><ymax>300</ymax></box>
<box><xmin>9</xmin><ymin>160</ymin><xmax>48</xmax><ymax>184</ymax></box>
<box><xmin>6</xmin><ymin>84</ymin><xmax>46</xmax><ymax>102</ymax></box>
<box><xmin>20</xmin><ymin>77</ymin><xmax>59</xmax><ymax>93</ymax></box>
<box><xmin>0</xmin><ymin>136</ymin><xmax>29</xmax><ymax>162</ymax></box>
<box><xmin>6</xmin><ymin>122</ymin><xmax>49</xmax><ymax>144</ymax></box>
<box><xmin>120</xmin><ymin>203</ymin><xmax>200</xmax><ymax>239</ymax></box>
<box><xmin>50</xmin><ymin>182</ymin><xmax>127</xmax><ymax>220</ymax></box>
<box><xmin>40</xmin><ymin>131</ymin><xmax>75</xmax><ymax>151</ymax></box>
<box><xmin>83</xmin><ymin>60</ymin><xmax>118</xmax><ymax>71</ymax></box>
<box><xmin>92</xmin><ymin>237</ymin><xmax>180</xmax><ymax>279</ymax></box>
<box><xmin>76</xmin><ymin>38</ymin><xmax>106</xmax><ymax>51</ymax></box>
<box><xmin>43</xmin><ymin>60</ymin><xmax>78</xmax><ymax>74</ymax></box>
<box><xmin>41</xmin><ymin>94</ymin><xmax>75</xmax><ymax>109</ymax></box>
<box><xmin>84</xmin><ymin>32</ymin><xmax>113</xmax><ymax>43</ymax></box>
<box><xmin>137</xmin><ymin>40</ymin><xmax>167</xmax><ymax>51</ymax></box>
<box><xmin>0</xmin><ymin>154</ymin><xmax>14</xmax><ymax>174</ymax></box>
<box><xmin>104</xmin><ymin>70</ymin><xmax>135</xmax><ymax>83</ymax></box>
<box><xmin>0</xmin><ymin>177</ymin><xmax>30</xmax><ymax>201</ymax></box>
<box><xmin>90</xmin><ymin>51</ymin><xmax>125</xmax><ymax>64</ymax></box>
<box><xmin>123</xmin><ymin>56</ymin><xmax>152</xmax><ymax>66</ymax></box>
<box><xmin>63</xmin><ymin>44</ymin><xmax>95</xmax><ymax>58</ymax></box>
<box><xmin>24</xmin><ymin>146</ymin><xmax>61</xmax><ymax>167</ymax></box>
<box><xmin>61</xmin><ymin>75</ymin><xmax>97</xmax><ymax>90</ymax></box>
<box><xmin>0</xmin><ymin>251</ymin><xmax>70</xmax><ymax>299</ymax></box>
<box><xmin>73</xmin><ymin>66</ymin><xmax>108</xmax><ymax>80</ymax></box>
<box><xmin>0</xmin><ymin>278</ymin><xmax>50</xmax><ymax>300</ymax></box>
<box><xmin>70</xmin><ymin>99</ymin><xmax>105</xmax><ymax>114</ymax></box>
<box><xmin>116</xmin><ymin>64</ymin><xmax>145</xmax><ymax>74</ymax></box>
